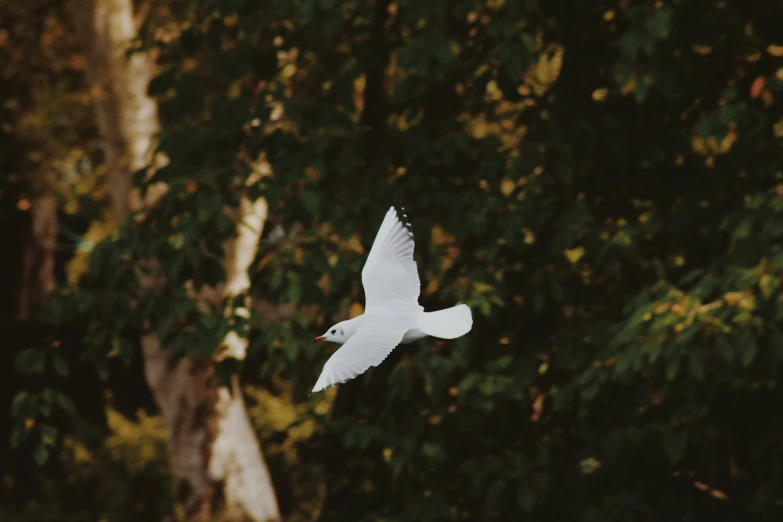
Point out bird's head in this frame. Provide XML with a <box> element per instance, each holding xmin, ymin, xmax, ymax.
<box><xmin>313</xmin><ymin>320</ymin><xmax>352</xmax><ymax>345</ymax></box>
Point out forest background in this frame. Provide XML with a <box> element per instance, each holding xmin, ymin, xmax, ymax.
<box><xmin>2</xmin><ymin>0</ymin><xmax>783</xmax><ymax>521</ymax></box>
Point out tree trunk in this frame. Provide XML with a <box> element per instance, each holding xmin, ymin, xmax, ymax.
<box><xmin>17</xmin><ymin>196</ymin><xmax>58</xmax><ymax>321</ymax></box>
<box><xmin>69</xmin><ymin>1</ymin><xmax>280</xmax><ymax>520</ymax></box>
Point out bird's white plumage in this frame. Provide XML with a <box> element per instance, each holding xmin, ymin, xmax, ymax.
<box><xmin>361</xmin><ymin>206</ymin><xmax>423</xmax><ymax>314</ymax></box>
<box><xmin>311</xmin><ymin>205</ymin><xmax>472</xmax><ymax>394</ymax></box>
<box><xmin>311</xmin><ymin>317</ymin><xmax>409</xmax><ymax>393</ymax></box>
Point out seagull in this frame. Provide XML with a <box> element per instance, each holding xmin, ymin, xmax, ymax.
<box><xmin>310</xmin><ymin>204</ymin><xmax>473</xmax><ymax>394</ymax></box>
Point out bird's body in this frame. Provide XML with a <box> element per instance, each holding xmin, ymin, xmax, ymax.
<box><xmin>322</xmin><ymin>312</ymin><xmax>445</xmax><ymax>345</ymax></box>
<box><xmin>311</xmin><ymin>204</ymin><xmax>473</xmax><ymax>394</ymax></box>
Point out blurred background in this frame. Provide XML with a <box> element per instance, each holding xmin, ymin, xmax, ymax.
<box><xmin>2</xmin><ymin>0</ymin><xmax>783</xmax><ymax>521</ymax></box>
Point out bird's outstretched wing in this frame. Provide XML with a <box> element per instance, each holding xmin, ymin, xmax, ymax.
<box><xmin>361</xmin><ymin>204</ymin><xmax>423</xmax><ymax>313</ymax></box>
<box><xmin>311</xmin><ymin>320</ymin><xmax>408</xmax><ymax>393</ymax></box>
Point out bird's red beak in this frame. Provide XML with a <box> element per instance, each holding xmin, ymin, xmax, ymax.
<box><xmin>312</xmin><ymin>336</ymin><xmax>326</xmax><ymax>343</ymax></box>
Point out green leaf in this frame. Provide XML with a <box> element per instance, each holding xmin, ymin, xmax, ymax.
<box><xmin>735</xmin><ymin>217</ymin><xmax>753</xmax><ymax>238</ymax></box>
<box><xmin>10</xmin><ymin>425</ymin><xmax>28</xmax><ymax>449</ymax></box>
<box><xmin>14</xmin><ymin>348</ymin><xmax>45</xmax><ymax>376</ymax></box>
<box><xmin>52</xmin><ymin>354</ymin><xmax>70</xmax><ymax>378</ymax></box>
<box><xmin>716</xmin><ymin>336</ymin><xmax>734</xmax><ymax>362</ymax></box>
<box><xmin>633</xmin><ymin>76</ymin><xmax>648</xmax><ymax>103</ymax></box>
<box><xmin>421</xmin><ymin>443</ymin><xmax>445</xmax><ymax>463</ymax></box>
<box><xmin>617</xmin><ymin>60</ymin><xmax>634</xmax><ymax>91</ymax></box>
<box><xmin>147</xmin><ymin>70</ymin><xmax>175</xmax><ymax>96</ymax></box>
<box><xmin>33</xmin><ymin>441</ymin><xmax>49</xmax><ymax>467</ymax></box>
<box><xmin>40</xmin><ymin>423</ymin><xmax>58</xmax><ymax>446</ymax></box>
<box><xmin>580</xmin><ymin>384</ymin><xmax>599</xmax><ymax>403</ymax></box>
<box><xmin>665</xmin><ymin>355</ymin><xmax>680</xmax><ymax>381</ymax></box>
<box><xmin>663</xmin><ymin>430</ymin><xmax>687</xmax><ymax>465</ymax></box>
<box><xmin>533</xmin><ymin>292</ymin><xmax>545</xmax><ymax>313</ymax></box>
<box><xmin>434</xmin><ymin>39</ymin><xmax>454</xmax><ymax>65</ymax></box>
<box><xmin>740</xmin><ymin>331</ymin><xmax>758</xmax><ymax>367</ymax></box>
<box><xmin>767</xmin><ymin>327</ymin><xmax>783</xmax><ymax>359</ymax></box>
<box><xmin>551</xmin><ymin>278</ymin><xmax>564</xmax><ymax>302</ymax></box>
<box><xmin>286</xmin><ymin>273</ymin><xmax>302</xmax><ymax>304</ymax></box>
<box><xmin>517</xmin><ymin>485</ymin><xmax>536</xmax><ymax>513</ymax></box>
<box><xmin>485</xmin><ymin>355</ymin><xmax>514</xmax><ymax>372</ymax></box>
<box><xmin>270</xmin><ymin>269</ymin><xmax>283</xmax><ymax>290</ymax></box>
<box><xmin>505</xmin><ymin>46</ymin><xmax>526</xmax><ymax>81</ymax></box>
<box><xmin>301</xmin><ymin>190</ymin><xmax>322</xmax><ymax>215</ymax></box>
<box><xmin>53</xmin><ymin>391</ymin><xmax>76</xmax><ymax>417</ymax></box>
<box><xmin>199</xmin><ymin>312</ymin><xmax>218</xmax><ymax>331</ymax></box>
<box><xmin>485</xmin><ymin>477</ymin><xmax>507</xmax><ymax>515</ymax></box>
<box><xmin>687</xmin><ymin>351</ymin><xmax>705</xmax><ymax>381</ymax></box>
<box><xmin>11</xmin><ymin>391</ymin><xmax>30</xmax><ymax>418</ymax></box>
<box><xmin>619</xmin><ymin>30</ymin><xmax>640</xmax><ymax>59</ymax></box>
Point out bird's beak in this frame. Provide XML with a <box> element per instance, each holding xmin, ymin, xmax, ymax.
<box><xmin>312</xmin><ymin>336</ymin><xmax>326</xmax><ymax>343</ymax></box>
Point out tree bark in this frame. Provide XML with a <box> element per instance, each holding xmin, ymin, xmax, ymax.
<box><xmin>69</xmin><ymin>1</ymin><xmax>280</xmax><ymax>520</ymax></box>
<box><xmin>17</xmin><ymin>196</ymin><xmax>58</xmax><ymax>321</ymax></box>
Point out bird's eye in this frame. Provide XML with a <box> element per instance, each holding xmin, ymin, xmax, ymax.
<box><xmin>331</xmin><ymin>329</ymin><xmax>336</xmax><ymax>334</ymax></box>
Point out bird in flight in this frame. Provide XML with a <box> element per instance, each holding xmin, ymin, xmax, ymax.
<box><xmin>311</xmin><ymin>204</ymin><xmax>473</xmax><ymax>394</ymax></box>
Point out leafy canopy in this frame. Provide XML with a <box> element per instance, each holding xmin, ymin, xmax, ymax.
<box><xmin>37</xmin><ymin>0</ymin><xmax>783</xmax><ymax>520</ymax></box>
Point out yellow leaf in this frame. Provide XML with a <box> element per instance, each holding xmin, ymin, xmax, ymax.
<box><xmin>316</xmin><ymin>274</ymin><xmax>331</xmax><ymax>295</ymax></box>
<box><xmin>653</xmin><ymin>303</ymin><xmax>669</xmax><ymax>314</ymax></box>
<box><xmin>431</xmin><ymin>225</ymin><xmax>446</xmax><ymax>245</ymax></box>
<box><xmin>580</xmin><ymin>457</ymin><xmax>602</xmax><ymax>475</ymax></box>
<box><xmin>345</xmin><ymin>234</ymin><xmax>364</xmax><ymax>254</ymax></box>
<box><xmin>592</xmin><ymin>88</ymin><xmax>608</xmax><ymax>101</ymax></box>
<box><xmin>228</xmin><ymin>80</ymin><xmax>243</xmax><ymax>100</ymax></box>
<box><xmin>750</xmin><ymin>76</ymin><xmax>766</xmax><ymax>99</ymax></box>
<box><xmin>564</xmin><ymin>247</ymin><xmax>585</xmax><ymax>264</ymax></box>
<box><xmin>424</xmin><ymin>279</ymin><xmax>440</xmax><ymax>296</ymax></box>
<box><xmin>724</xmin><ymin>291</ymin><xmax>743</xmax><ymax>306</ymax></box>
<box><xmin>738</xmin><ymin>294</ymin><xmax>755</xmax><ymax>311</ymax></box>
<box><xmin>768</xmin><ymin>45</ymin><xmax>783</xmax><ymax>57</ymax></box>
<box><xmin>349</xmin><ymin>302</ymin><xmax>364</xmax><ymax>318</ymax></box>
<box><xmin>531</xmin><ymin>394</ymin><xmax>545</xmax><ymax>421</ymax></box>
<box><xmin>621</xmin><ymin>72</ymin><xmax>636</xmax><ymax>95</ymax></box>
<box><xmin>500</xmin><ymin>179</ymin><xmax>515</xmax><ymax>196</ymax></box>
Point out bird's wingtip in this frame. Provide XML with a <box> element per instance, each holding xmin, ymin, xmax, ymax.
<box><xmin>311</xmin><ymin>373</ymin><xmax>329</xmax><ymax>395</ymax></box>
<box><xmin>391</xmin><ymin>201</ymin><xmax>414</xmax><ymax>237</ymax></box>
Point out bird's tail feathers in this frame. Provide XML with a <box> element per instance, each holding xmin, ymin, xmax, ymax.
<box><xmin>419</xmin><ymin>304</ymin><xmax>472</xmax><ymax>340</ymax></box>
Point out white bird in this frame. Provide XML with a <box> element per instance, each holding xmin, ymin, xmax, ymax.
<box><xmin>311</xmin><ymin>204</ymin><xmax>473</xmax><ymax>394</ymax></box>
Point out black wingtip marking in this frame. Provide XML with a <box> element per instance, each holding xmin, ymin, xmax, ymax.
<box><xmin>391</xmin><ymin>201</ymin><xmax>414</xmax><ymax>238</ymax></box>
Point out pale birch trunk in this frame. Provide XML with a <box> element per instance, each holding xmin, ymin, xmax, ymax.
<box><xmin>69</xmin><ymin>1</ymin><xmax>280</xmax><ymax>520</ymax></box>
